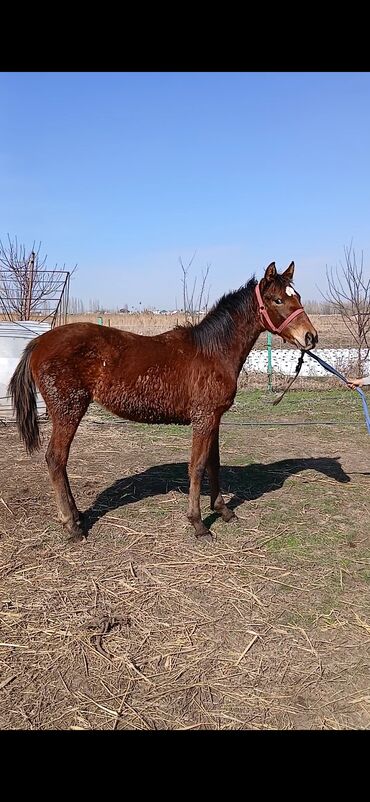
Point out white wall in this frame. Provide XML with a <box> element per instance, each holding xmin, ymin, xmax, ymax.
<box><xmin>0</xmin><ymin>322</ymin><xmax>51</xmax><ymax>418</ymax></box>
<box><xmin>244</xmin><ymin>347</ymin><xmax>370</xmax><ymax>377</ymax></box>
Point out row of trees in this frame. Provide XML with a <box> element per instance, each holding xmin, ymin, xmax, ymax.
<box><xmin>68</xmin><ymin>297</ymin><xmax>107</xmax><ymax>314</ymax></box>
<box><xmin>68</xmin><ymin>295</ymin><xmax>338</xmax><ymax>317</ymax></box>
<box><xmin>0</xmin><ymin>236</ymin><xmax>369</xmax><ymax>374</ymax></box>
<box><xmin>303</xmin><ymin>299</ymin><xmax>336</xmax><ymax>314</ymax></box>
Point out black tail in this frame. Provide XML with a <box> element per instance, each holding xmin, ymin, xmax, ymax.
<box><xmin>8</xmin><ymin>339</ymin><xmax>41</xmax><ymax>454</ymax></box>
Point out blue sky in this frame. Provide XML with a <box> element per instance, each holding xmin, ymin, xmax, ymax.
<box><xmin>1</xmin><ymin>71</ymin><xmax>370</xmax><ymax>310</ymax></box>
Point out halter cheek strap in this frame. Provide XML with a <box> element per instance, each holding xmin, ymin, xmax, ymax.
<box><xmin>255</xmin><ymin>282</ymin><xmax>305</xmax><ymax>335</ymax></box>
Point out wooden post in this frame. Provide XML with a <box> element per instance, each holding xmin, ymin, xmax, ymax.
<box><xmin>24</xmin><ymin>251</ymin><xmax>35</xmax><ymax>320</ymax></box>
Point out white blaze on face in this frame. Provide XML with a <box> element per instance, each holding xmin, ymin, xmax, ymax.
<box><xmin>286</xmin><ymin>285</ymin><xmax>296</xmax><ymax>297</ymax></box>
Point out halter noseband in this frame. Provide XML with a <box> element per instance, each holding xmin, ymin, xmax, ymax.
<box><xmin>255</xmin><ymin>282</ymin><xmax>305</xmax><ymax>335</ymax></box>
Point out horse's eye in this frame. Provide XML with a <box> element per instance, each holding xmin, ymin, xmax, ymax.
<box><xmin>274</xmin><ymin>298</ymin><xmax>283</xmax><ymax>305</ymax></box>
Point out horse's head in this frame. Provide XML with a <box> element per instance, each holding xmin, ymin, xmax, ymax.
<box><xmin>256</xmin><ymin>262</ymin><xmax>318</xmax><ymax>350</ymax></box>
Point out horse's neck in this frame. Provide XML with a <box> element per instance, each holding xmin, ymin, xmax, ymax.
<box><xmin>193</xmin><ymin>290</ymin><xmax>265</xmax><ymax>374</ymax></box>
<box><xmin>226</xmin><ymin>314</ymin><xmax>263</xmax><ymax>376</ymax></box>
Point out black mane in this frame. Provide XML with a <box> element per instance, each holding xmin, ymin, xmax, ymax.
<box><xmin>189</xmin><ymin>276</ymin><xmax>258</xmax><ymax>355</ymax></box>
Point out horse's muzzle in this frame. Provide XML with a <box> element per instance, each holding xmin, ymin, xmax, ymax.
<box><xmin>305</xmin><ymin>330</ymin><xmax>318</xmax><ymax>349</ymax></box>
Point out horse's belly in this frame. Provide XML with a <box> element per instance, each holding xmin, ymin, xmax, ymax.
<box><xmin>94</xmin><ymin>378</ymin><xmax>190</xmax><ymax>425</ymax></box>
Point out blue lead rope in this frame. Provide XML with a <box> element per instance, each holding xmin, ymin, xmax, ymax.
<box><xmin>305</xmin><ymin>350</ymin><xmax>370</xmax><ymax>434</ymax></box>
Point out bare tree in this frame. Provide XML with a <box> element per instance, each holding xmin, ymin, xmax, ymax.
<box><xmin>0</xmin><ymin>235</ymin><xmax>74</xmax><ymax>324</ymax></box>
<box><xmin>321</xmin><ymin>243</ymin><xmax>370</xmax><ymax>375</ymax></box>
<box><xmin>88</xmin><ymin>298</ymin><xmax>102</xmax><ymax>313</ymax></box>
<box><xmin>68</xmin><ymin>296</ymin><xmax>85</xmax><ymax>315</ymax></box>
<box><xmin>179</xmin><ymin>251</ymin><xmax>211</xmax><ymax>325</ymax></box>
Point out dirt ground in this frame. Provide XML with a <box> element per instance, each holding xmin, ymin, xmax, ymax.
<box><xmin>0</xmin><ymin>392</ymin><xmax>369</xmax><ymax>730</ymax></box>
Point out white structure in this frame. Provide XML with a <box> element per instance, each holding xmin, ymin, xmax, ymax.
<box><xmin>244</xmin><ymin>347</ymin><xmax>370</xmax><ymax>377</ymax></box>
<box><xmin>0</xmin><ymin>321</ymin><xmax>51</xmax><ymax>419</ymax></box>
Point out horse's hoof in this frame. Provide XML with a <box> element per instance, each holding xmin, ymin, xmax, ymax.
<box><xmin>222</xmin><ymin>509</ymin><xmax>237</xmax><ymax>523</ymax></box>
<box><xmin>64</xmin><ymin>517</ymin><xmax>86</xmax><ymax>542</ymax></box>
<box><xmin>195</xmin><ymin>525</ymin><xmax>214</xmax><ymax>541</ymax></box>
<box><xmin>68</xmin><ymin>531</ymin><xmax>86</xmax><ymax>543</ymax></box>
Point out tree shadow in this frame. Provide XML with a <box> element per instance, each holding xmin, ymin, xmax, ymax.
<box><xmin>82</xmin><ymin>456</ymin><xmax>350</xmax><ymax>534</ymax></box>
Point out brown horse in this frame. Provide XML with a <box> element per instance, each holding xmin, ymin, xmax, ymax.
<box><xmin>9</xmin><ymin>261</ymin><xmax>318</xmax><ymax>540</ymax></box>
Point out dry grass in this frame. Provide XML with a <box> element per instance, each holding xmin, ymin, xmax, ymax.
<box><xmin>66</xmin><ymin>312</ymin><xmax>360</xmax><ymax>351</ymax></box>
<box><xmin>1</xmin><ymin>394</ymin><xmax>369</xmax><ymax>730</ymax></box>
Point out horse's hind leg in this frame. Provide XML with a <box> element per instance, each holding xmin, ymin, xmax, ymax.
<box><xmin>46</xmin><ymin>415</ymin><xmax>86</xmax><ymax>540</ymax></box>
<box><xmin>206</xmin><ymin>428</ymin><xmax>236</xmax><ymax>523</ymax></box>
<box><xmin>187</xmin><ymin>423</ymin><xmax>218</xmax><ymax>538</ymax></box>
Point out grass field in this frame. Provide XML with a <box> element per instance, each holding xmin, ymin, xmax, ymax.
<box><xmin>66</xmin><ymin>311</ymin><xmax>361</xmax><ymax>351</ymax></box>
<box><xmin>0</xmin><ymin>388</ymin><xmax>369</xmax><ymax>729</ymax></box>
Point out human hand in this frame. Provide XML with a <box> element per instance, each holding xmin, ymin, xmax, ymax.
<box><xmin>347</xmin><ymin>377</ymin><xmax>363</xmax><ymax>389</ymax></box>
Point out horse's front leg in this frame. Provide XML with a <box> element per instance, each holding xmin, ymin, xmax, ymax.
<box><xmin>187</xmin><ymin>422</ymin><xmax>217</xmax><ymax>538</ymax></box>
<box><xmin>206</xmin><ymin>427</ymin><xmax>236</xmax><ymax>522</ymax></box>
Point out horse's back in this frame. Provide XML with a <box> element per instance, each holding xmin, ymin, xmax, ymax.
<box><xmin>33</xmin><ymin>320</ymin><xmax>189</xmax><ymax>351</ymax></box>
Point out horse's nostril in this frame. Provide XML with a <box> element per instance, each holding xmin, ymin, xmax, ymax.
<box><xmin>305</xmin><ymin>331</ymin><xmax>317</xmax><ymax>348</ymax></box>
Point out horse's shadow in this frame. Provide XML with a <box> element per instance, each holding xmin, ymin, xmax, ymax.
<box><xmin>83</xmin><ymin>456</ymin><xmax>350</xmax><ymax>533</ymax></box>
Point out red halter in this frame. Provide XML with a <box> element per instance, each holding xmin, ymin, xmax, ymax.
<box><xmin>255</xmin><ymin>282</ymin><xmax>305</xmax><ymax>335</ymax></box>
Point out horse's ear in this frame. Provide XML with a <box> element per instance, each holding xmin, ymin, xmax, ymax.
<box><xmin>282</xmin><ymin>261</ymin><xmax>295</xmax><ymax>282</ymax></box>
<box><xmin>264</xmin><ymin>262</ymin><xmax>277</xmax><ymax>283</ymax></box>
